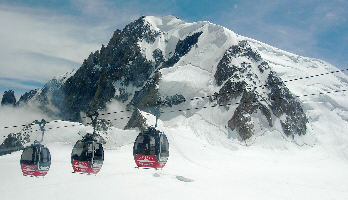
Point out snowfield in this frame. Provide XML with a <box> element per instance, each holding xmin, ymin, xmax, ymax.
<box><xmin>1</xmin><ymin>114</ymin><xmax>348</xmax><ymax>200</ymax></box>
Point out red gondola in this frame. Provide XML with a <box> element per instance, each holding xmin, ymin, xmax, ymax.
<box><xmin>20</xmin><ymin>141</ymin><xmax>51</xmax><ymax>177</ymax></box>
<box><xmin>71</xmin><ymin>134</ymin><xmax>104</xmax><ymax>174</ymax></box>
<box><xmin>133</xmin><ymin>127</ymin><xmax>169</xmax><ymax>169</ymax></box>
<box><xmin>20</xmin><ymin>119</ymin><xmax>51</xmax><ymax>177</ymax></box>
<box><xmin>71</xmin><ymin>111</ymin><xmax>104</xmax><ymax>174</ymax></box>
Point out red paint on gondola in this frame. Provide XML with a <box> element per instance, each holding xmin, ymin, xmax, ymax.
<box><xmin>135</xmin><ymin>154</ymin><xmax>166</xmax><ymax>169</ymax></box>
<box><xmin>72</xmin><ymin>160</ymin><xmax>100</xmax><ymax>174</ymax></box>
<box><xmin>21</xmin><ymin>164</ymin><xmax>47</xmax><ymax>177</ymax></box>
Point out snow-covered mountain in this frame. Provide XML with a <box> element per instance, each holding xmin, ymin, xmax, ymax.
<box><xmin>7</xmin><ymin>15</ymin><xmax>348</xmax><ymax>146</ymax></box>
<box><xmin>1</xmin><ymin>16</ymin><xmax>348</xmax><ymax>200</ymax></box>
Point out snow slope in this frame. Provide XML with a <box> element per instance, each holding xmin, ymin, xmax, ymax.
<box><xmin>1</xmin><ymin>120</ymin><xmax>348</xmax><ymax>200</ymax></box>
<box><xmin>139</xmin><ymin>16</ymin><xmax>348</xmax><ymax>152</ymax></box>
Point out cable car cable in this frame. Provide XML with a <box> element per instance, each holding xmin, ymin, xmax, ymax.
<box><xmin>1</xmin><ymin>68</ymin><xmax>347</xmax><ymax>128</ymax></box>
<box><xmin>1</xmin><ymin>87</ymin><xmax>347</xmax><ymax>130</ymax></box>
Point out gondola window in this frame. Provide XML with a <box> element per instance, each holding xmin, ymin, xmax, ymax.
<box><xmin>40</xmin><ymin>148</ymin><xmax>50</xmax><ymax>163</ymax></box>
<box><xmin>21</xmin><ymin>148</ymin><xmax>33</xmax><ymax>161</ymax></box>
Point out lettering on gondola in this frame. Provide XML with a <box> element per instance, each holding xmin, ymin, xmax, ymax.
<box><xmin>136</xmin><ymin>155</ymin><xmax>156</xmax><ymax>167</ymax></box>
<box><xmin>21</xmin><ymin>164</ymin><xmax>48</xmax><ymax>176</ymax></box>
<box><xmin>72</xmin><ymin>160</ymin><xmax>101</xmax><ymax>174</ymax></box>
<box><xmin>72</xmin><ymin>160</ymin><xmax>89</xmax><ymax>172</ymax></box>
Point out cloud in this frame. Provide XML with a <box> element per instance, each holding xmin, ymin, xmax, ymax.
<box><xmin>0</xmin><ymin>1</ymin><xmax>148</xmax><ymax>80</ymax></box>
<box><xmin>0</xmin><ymin>78</ymin><xmax>39</xmax><ymax>90</ymax></box>
<box><xmin>0</xmin><ymin>104</ymin><xmax>53</xmax><ymax>139</ymax></box>
<box><xmin>1</xmin><ymin>0</ymin><xmax>347</xmax><ymax>97</ymax></box>
<box><xmin>0</xmin><ymin>1</ymin><xmax>172</xmax><ymax>95</ymax></box>
<box><xmin>0</xmin><ymin>4</ymin><xmax>107</xmax><ymax>83</ymax></box>
<box><xmin>0</xmin><ymin>0</ymin><xmax>177</xmax><ymax>99</ymax></box>
<box><xmin>215</xmin><ymin>0</ymin><xmax>348</xmax><ymax>68</ymax></box>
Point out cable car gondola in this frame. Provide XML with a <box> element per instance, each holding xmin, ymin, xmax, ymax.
<box><xmin>20</xmin><ymin>141</ymin><xmax>51</xmax><ymax>177</ymax></box>
<box><xmin>71</xmin><ymin>134</ymin><xmax>104</xmax><ymax>174</ymax></box>
<box><xmin>133</xmin><ymin>127</ymin><xmax>169</xmax><ymax>169</ymax></box>
<box><xmin>20</xmin><ymin>119</ymin><xmax>51</xmax><ymax>177</ymax></box>
<box><xmin>71</xmin><ymin>112</ymin><xmax>104</xmax><ymax>174</ymax></box>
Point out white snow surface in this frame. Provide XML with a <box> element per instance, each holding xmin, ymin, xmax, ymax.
<box><xmin>1</xmin><ymin>16</ymin><xmax>348</xmax><ymax>199</ymax></box>
<box><xmin>139</xmin><ymin>16</ymin><xmax>348</xmax><ymax>153</ymax></box>
<box><xmin>1</xmin><ymin>119</ymin><xmax>348</xmax><ymax>200</ymax></box>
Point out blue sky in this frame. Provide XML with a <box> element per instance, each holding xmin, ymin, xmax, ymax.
<box><xmin>0</xmin><ymin>0</ymin><xmax>347</xmax><ymax>98</ymax></box>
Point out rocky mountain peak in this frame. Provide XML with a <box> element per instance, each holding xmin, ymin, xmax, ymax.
<box><xmin>14</xmin><ymin>15</ymin><xmax>345</xmax><ymax>142</ymax></box>
<box><xmin>1</xmin><ymin>90</ymin><xmax>16</xmax><ymax>106</ymax></box>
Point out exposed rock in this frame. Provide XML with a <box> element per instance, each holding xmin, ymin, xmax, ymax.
<box><xmin>257</xmin><ymin>61</ymin><xmax>270</xmax><ymax>73</ymax></box>
<box><xmin>153</xmin><ymin>49</ymin><xmax>164</xmax><ymax>66</ymax></box>
<box><xmin>161</xmin><ymin>94</ymin><xmax>186</xmax><ymax>107</ymax></box>
<box><xmin>216</xmin><ymin>80</ymin><xmax>246</xmax><ymax>105</ymax></box>
<box><xmin>215</xmin><ymin>40</ymin><xmax>307</xmax><ymax>140</ymax></box>
<box><xmin>230</xmin><ymin>40</ymin><xmax>262</xmax><ymax>62</ymax></box>
<box><xmin>228</xmin><ymin>91</ymin><xmax>272</xmax><ymax>140</ymax></box>
<box><xmin>17</xmin><ymin>89</ymin><xmax>38</xmax><ymax>105</ymax></box>
<box><xmin>164</xmin><ymin>31</ymin><xmax>203</xmax><ymax>68</ymax></box>
<box><xmin>1</xmin><ymin>90</ymin><xmax>16</xmax><ymax>106</ymax></box>
<box><xmin>61</xmin><ymin>17</ymin><xmax>161</xmax><ymax>120</ymax></box>
<box><xmin>124</xmin><ymin>109</ymin><xmax>147</xmax><ymax>131</ymax></box>
<box><xmin>0</xmin><ymin>131</ymin><xmax>30</xmax><ymax>156</ymax></box>
<box><xmin>266</xmin><ymin>72</ymin><xmax>308</xmax><ymax>137</ymax></box>
<box><xmin>129</xmin><ymin>71</ymin><xmax>161</xmax><ymax>113</ymax></box>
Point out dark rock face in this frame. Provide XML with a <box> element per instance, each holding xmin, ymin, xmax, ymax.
<box><xmin>152</xmin><ymin>49</ymin><xmax>165</xmax><ymax>66</ymax></box>
<box><xmin>16</xmin><ymin>17</ymin><xmax>161</xmax><ymax>120</ymax></box>
<box><xmin>266</xmin><ymin>72</ymin><xmax>307</xmax><ymax>136</ymax></box>
<box><xmin>164</xmin><ymin>31</ymin><xmax>203</xmax><ymax>68</ymax></box>
<box><xmin>129</xmin><ymin>71</ymin><xmax>162</xmax><ymax>113</ymax></box>
<box><xmin>124</xmin><ymin>109</ymin><xmax>147</xmax><ymax>131</ymax></box>
<box><xmin>215</xmin><ymin>41</ymin><xmax>264</xmax><ymax>86</ymax></box>
<box><xmin>0</xmin><ymin>132</ymin><xmax>29</xmax><ymax>156</ymax></box>
<box><xmin>228</xmin><ymin>92</ymin><xmax>258</xmax><ymax>140</ymax></box>
<box><xmin>35</xmin><ymin>78</ymin><xmax>66</xmax><ymax>117</ymax></box>
<box><xmin>227</xmin><ymin>91</ymin><xmax>272</xmax><ymax>140</ymax></box>
<box><xmin>63</xmin><ymin>18</ymin><xmax>159</xmax><ymax>120</ymax></box>
<box><xmin>216</xmin><ymin>80</ymin><xmax>245</xmax><ymax>105</ymax></box>
<box><xmin>128</xmin><ymin>71</ymin><xmax>186</xmax><ymax>114</ymax></box>
<box><xmin>162</xmin><ymin>94</ymin><xmax>186</xmax><ymax>107</ymax></box>
<box><xmin>17</xmin><ymin>89</ymin><xmax>38</xmax><ymax>105</ymax></box>
<box><xmin>229</xmin><ymin>40</ymin><xmax>262</xmax><ymax>62</ymax></box>
<box><xmin>214</xmin><ymin>40</ymin><xmax>307</xmax><ymax>140</ymax></box>
<box><xmin>1</xmin><ymin>90</ymin><xmax>16</xmax><ymax>106</ymax></box>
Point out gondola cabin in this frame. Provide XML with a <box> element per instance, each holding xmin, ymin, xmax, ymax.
<box><xmin>133</xmin><ymin>127</ymin><xmax>169</xmax><ymax>169</ymax></box>
<box><xmin>20</xmin><ymin>142</ymin><xmax>51</xmax><ymax>177</ymax></box>
<box><xmin>71</xmin><ymin>138</ymin><xmax>104</xmax><ymax>174</ymax></box>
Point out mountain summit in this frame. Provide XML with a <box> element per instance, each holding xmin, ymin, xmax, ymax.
<box><xmin>16</xmin><ymin>16</ymin><xmax>348</xmax><ymax>142</ymax></box>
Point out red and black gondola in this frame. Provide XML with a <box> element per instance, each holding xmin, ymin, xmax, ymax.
<box><xmin>71</xmin><ymin>134</ymin><xmax>104</xmax><ymax>174</ymax></box>
<box><xmin>20</xmin><ymin>141</ymin><xmax>51</xmax><ymax>177</ymax></box>
<box><xmin>133</xmin><ymin>127</ymin><xmax>169</xmax><ymax>169</ymax></box>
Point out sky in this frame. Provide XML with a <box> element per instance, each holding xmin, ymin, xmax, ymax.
<box><xmin>0</xmin><ymin>0</ymin><xmax>347</xmax><ymax>99</ymax></box>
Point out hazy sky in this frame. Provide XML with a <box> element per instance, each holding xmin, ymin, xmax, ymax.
<box><xmin>0</xmin><ymin>0</ymin><xmax>347</xmax><ymax>98</ymax></box>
